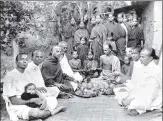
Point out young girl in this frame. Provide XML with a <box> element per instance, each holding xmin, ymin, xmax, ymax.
<box><xmin>69</xmin><ymin>50</ymin><xmax>82</xmax><ymax>72</ymax></box>
<box><xmin>21</xmin><ymin>83</ymin><xmax>66</xmax><ymax>115</ymax></box>
<box><xmin>83</xmin><ymin>50</ymin><xmax>99</xmax><ymax>78</ymax></box>
<box><xmin>77</xmin><ymin>37</ymin><xmax>89</xmax><ymax>68</ymax></box>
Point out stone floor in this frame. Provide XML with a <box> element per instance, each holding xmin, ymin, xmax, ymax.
<box><xmin>1</xmin><ymin>95</ymin><xmax>162</xmax><ymax>121</ymax></box>
<box><xmin>45</xmin><ymin>95</ymin><xmax>162</xmax><ymax>121</ymax></box>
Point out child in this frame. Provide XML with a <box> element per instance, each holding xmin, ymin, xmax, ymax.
<box><xmin>121</xmin><ymin>55</ymin><xmax>131</xmax><ymax>75</ymax></box>
<box><xmin>69</xmin><ymin>50</ymin><xmax>82</xmax><ymax>72</ymax></box>
<box><xmin>83</xmin><ymin>50</ymin><xmax>99</xmax><ymax>78</ymax></box>
<box><xmin>77</xmin><ymin>37</ymin><xmax>89</xmax><ymax>68</ymax></box>
<box><xmin>21</xmin><ymin>83</ymin><xmax>66</xmax><ymax>115</ymax></box>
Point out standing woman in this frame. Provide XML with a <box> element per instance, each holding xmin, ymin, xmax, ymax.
<box><xmin>113</xmin><ymin>13</ymin><xmax>128</xmax><ymax>65</ymax></box>
<box><xmin>62</xmin><ymin>17</ymin><xmax>77</xmax><ymax>56</ymax></box>
<box><xmin>127</xmin><ymin>16</ymin><xmax>144</xmax><ymax>48</ymax></box>
<box><xmin>74</xmin><ymin>21</ymin><xmax>89</xmax><ymax>48</ymax></box>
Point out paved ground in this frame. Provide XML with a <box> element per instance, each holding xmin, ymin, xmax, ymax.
<box><xmin>1</xmin><ymin>95</ymin><xmax>162</xmax><ymax>121</ymax></box>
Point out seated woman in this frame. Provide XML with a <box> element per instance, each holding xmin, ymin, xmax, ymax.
<box><xmin>83</xmin><ymin>50</ymin><xmax>99</xmax><ymax>79</ymax></box>
<box><xmin>69</xmin><ymin>50</ymin><xmax>82</xmax><ymax>72</ymax></box>
<box><xmin>21</xmin><ymin>83</ymin><xmax>66</xmax><ymax>115</ymax></box>
<box><xmin>90</xmin><ymin>43</ymin><xmax>121</xmax><ymax>95</ymax></box>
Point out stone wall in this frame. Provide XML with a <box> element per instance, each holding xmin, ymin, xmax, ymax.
<box><xmin>141</xmin><ymin>1</ymin><xmax>162</xmax><ymax>58</ymax></box>
<box><xmin>141</xmin><ymin>1</ymin><xmax>154</xmax><ymax>48</ymax></box>
<box><xmin>152</xmin><ymin>1</ymin><xmax>162</xmax><ymax>57</ymax></box>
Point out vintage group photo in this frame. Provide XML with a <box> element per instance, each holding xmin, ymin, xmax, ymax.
<box><xmin>0</xmin><ymin>1</ymin><xmax>162</xmax><ymax>121</ymax></box>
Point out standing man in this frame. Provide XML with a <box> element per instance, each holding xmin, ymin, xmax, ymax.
<box><xmin>41</xmin><ymin>46</ymin><xmax>76</xmax><ymax>96</ymax></box>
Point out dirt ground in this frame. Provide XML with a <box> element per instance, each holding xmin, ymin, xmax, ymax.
<box><xmin>1</xmin><ymin>95</ymin><xmax>162</xmax><ymax>121</ymax></box>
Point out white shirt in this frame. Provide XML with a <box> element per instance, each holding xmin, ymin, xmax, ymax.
<box><xmin>25</xmin><ymin>61</ymin><xmax>46</xmax><ymax>88</ymax></box>
<box><xmin>128</xmin><ymin>61</ymin><xmax>162</xmax><ymax>114</ymax></box>
<box><xmin>3</xmin><ymin>69</ymin><xmax>31</xmax><ymax>97</ymax></box>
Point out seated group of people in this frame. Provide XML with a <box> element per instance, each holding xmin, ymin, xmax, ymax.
<box><xmin>2</xmin><ymin>40</ymin><xmax>162</xmax><ymax>120</ymax></box>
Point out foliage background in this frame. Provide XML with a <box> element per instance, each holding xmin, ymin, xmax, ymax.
<box><xmin>0</xmin><ymin>1</ymin><xmax>128</xmax><ymax>78</ymax></box>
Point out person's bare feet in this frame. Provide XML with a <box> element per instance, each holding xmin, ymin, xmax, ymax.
<box><xmin>51</xmin><ymin>106</ymin><xmax>67</xmax><ymax>115</ymax></box>
<box><xmin>128</xmin><ymin>109</ymin><xmax>139</xmax><ymax>116</ymax></box>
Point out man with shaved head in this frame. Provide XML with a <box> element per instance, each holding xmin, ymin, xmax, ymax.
<box><xmin>121</xmin><ymin>47</ymin><xmax>162</xmax><ymax>116</ymax></box>
<box><xmin>58</xmin><ymin>41</ymin><xmax>83</xmax><ymax>91</ymax></box>
<box><xmin>25</xmin><ymin>50</ymin><xmax>46</xmax><ymax>91</ymax></box>
<box><xmin>25</xmin><ymin>50</ymin><xmax>60</xmax><ymax>97</ymax></box>
<box><xmin>41</xmin><ymin>45</ymin><xmax>75</xmax><ymax>98</ymax></box>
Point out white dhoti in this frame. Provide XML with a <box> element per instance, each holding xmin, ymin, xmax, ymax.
<box><xmin>60</xmin><ymin>54</ymin><xmax>83</xmax><ymax>91</ymax></box>
<box><xmin>113</xmin><ymin>87</ymin><xmax>130</xmax><ymax>105</ymax></box>
<box><xmin>45</xmin><ymin>96</ymin><xmax>58</xmax><ymax>113</ymax></box>
<box><xmin>46</xmin><ymin>86</ymin><xmax>60</xmax><ymax>98</ymax></box>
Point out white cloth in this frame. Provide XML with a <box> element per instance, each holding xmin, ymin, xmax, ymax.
<box><xmin>3</xmin><ymin>69</ymin><xmax>32</xmax><ymax>120</ymax></box>
<box><xmin>41</xmin><ymin>94</ymin><xmax>58</xmax><ymax>113</ymax></box>
<box><xmin>2</xmin><ymin>69</ymin><xmax>58</xmax><ymax>120</ymax></box>
<box><xmin>25</xmin><ymin>61</ymin><xmax>60</xmax><ymax>97</ymax></box>
<box><xmin>114</xmin><ymin>60</ymin><xmax>143</xmax><ymax>105</ymax></box>
<box><xmin>128</xmin><ymin>61</ymin><xmax>162</xmax><ymax>114</ymax></box>
<box><xmin>60</xmin><ymin>54</ymin><xmax>83</xmax><ymax>90</ymax></box>
<box><xmin>25</xmin><ymin>61</ymin><xmax>46</xmax><ymax>88</ymax></box>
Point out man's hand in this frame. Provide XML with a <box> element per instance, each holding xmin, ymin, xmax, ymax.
<box><xmin>36</xmin><ymin>87</ymin><xmax>47</xmax><ymax>93</ymax></box>
<box><xmin>55</xmin><ymin>83</ymin><xmax>64</xmax><ymax>90</ymax></box>
<box><xmin>29</xmin><ymin>98</ymin><xmax>42</xmax><ymax>105</ymax></box>
<box><xmin>39</xmin><ymin>100</ymin><xmax>47</xmax><ymax>110</ymax></box>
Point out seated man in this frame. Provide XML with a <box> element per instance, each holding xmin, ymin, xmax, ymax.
<box><xmin>114</xmin><ymin>47</ymin><xmax>142</xmax><ymax>105</ymax></box>
<box><xmin>25</xmin><ymin>50</ymin><xmax>60</xmax><ymax>97</ymax></box>
<box><xmin>41</xmin><ymin>45</ymin><xmax>76</xmax><ymax>96</ymax></box>
<box><xmin>122</xmin><ymin>48</ymin><xmax>162</xmax><ymax>115</ymax></box>
<box><xmin>3</xmin><ymin>53</ymin><xmax>65</xmax><ymax>121</ymax></box>
<box><xmin>91</xmin><ymin>43</ymin><xmax>121</xmax><ymax>95</ymax></box>
<box><xmin>59</xmin><ymin>41</ymin><xmax>83</xmax><ymax>90</ymax></box>
<box><xmin>117</xmin><ymin>46</ymin><xmax>142</xmax><ymax>85</ymax></box>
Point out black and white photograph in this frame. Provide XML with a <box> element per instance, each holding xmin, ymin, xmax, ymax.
<box><xmin>0</xmin><ymin>1</ymin><xmax>162</xmax><ymax>121</ymax></box>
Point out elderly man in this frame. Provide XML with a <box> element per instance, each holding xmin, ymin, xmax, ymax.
<box><xmin>58</xmin><ymin>41</ymin><xmax>83</xmax><ymax>90</ymax></box>
<box><xmin>41</xmin><ymin>45</ymin><xmax>75</xmax><ymax>97</ymax></box>
<box><xmin>3</xmin><ymin>53</ymin><xmax>65</xmax><ymax>121</ymax></box>
<box><xmin>25</xmin><ymin>50</ymin><xmax>60</xmax><ymax>97</ymax></box>
<box><xmin>122</xmin><ymin>48</ymin><xmax>162</xmax><ymax>116</ymax></box>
